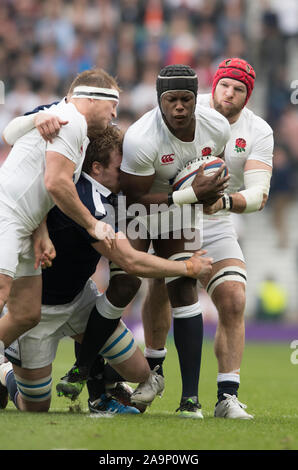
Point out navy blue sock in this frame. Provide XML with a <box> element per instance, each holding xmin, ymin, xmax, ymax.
<box><xmin>103</xmin><ymin>363</ymin><xmax>124</xmax><ymax>384</ymax></box>
<box><xmin>217</xmin><ymin>381</ymin><xmax>239</xmax><ymax>402</ymax></box>
<box><xmin>173</xmin><ymin>314</ymin><xmax>203</xmax><ymax>400</ymax></box>
<box><xmin>146</xmin><ymin>355</ymin><xmax>165</xmax><ymax>377</ymax></box>
<box><xmin>75</xmin><ymin>341</ymin><xmax>107</xmax><ymax>401</ymax></box>
<box><xmin>6</xmin><ymin>369</ymin><xmax>19</xmax><ymax>409</ymax></box>
<box><xmin>76</xmin><ymin>306</ymin><xmax>120</xmax><ymax>373</ymax></box>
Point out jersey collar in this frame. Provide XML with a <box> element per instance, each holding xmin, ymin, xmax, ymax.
<box><xmin>81</xmin><ymin>171</ymin><xmax>112</xmax><ymax>198</ymax></box>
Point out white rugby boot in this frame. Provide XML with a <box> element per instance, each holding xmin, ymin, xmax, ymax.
<box><xmin>130</xmin><ymin>366</ymin><xmax>165</xmax><ymax>411</ymax></box>
<box><xmin>214</xmin><ymin>393</ymin><xmax>253</xmax><ymax>419</ymax></box>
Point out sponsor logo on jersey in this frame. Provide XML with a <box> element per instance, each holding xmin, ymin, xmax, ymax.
<box><xmin>234</xmin><ymin>138</ymin><xmax>246</xmax><ymax>153</ymax></box>
<box><xmin>161</xmin><ymin>153</ymin><xmax>175</xmax><ymax>164</ymax></box>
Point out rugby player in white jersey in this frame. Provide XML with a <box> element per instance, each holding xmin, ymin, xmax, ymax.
<box><xmin>27</xmin><ymin>65</ymin><xmax>230</xmax><ymax>418</ymax></box>
<box><xmin>116</xmin><ymin>64</ymin><xmax>231</xmax><ymax>418</ymax></box>
<box><xmin>140</xmin><ymin>58</ymin><xmax>274</xmax><ymax>419</ymax></box>
<box><xmin>0</xmin><ymin>68</ymin><xmax>121</xmax><ymax>362</ymax></box>
<box><xmin>0</xmin><ymin>123</ymin><xmax>213</xmax><ymax>413</ymax></box>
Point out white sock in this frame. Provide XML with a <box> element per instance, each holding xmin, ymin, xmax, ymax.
<box><xmin>217</xmin><ymin>369</ymin><xmax>240</xmax><ymax>384</ymax></box>
<box><xmin>144</xmin><ymin>347</ymin><xmax>167</xmax><ymax>359</ymax></box>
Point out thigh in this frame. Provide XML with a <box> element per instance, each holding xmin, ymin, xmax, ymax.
<box><xmin>0</xmin><ymin>273</ymin><xmax>13</xmax><ymax>305</ymax></box>
<box><xmin>61</xmin><ymin>279</ymin><xmax>99</xmax><ymax>336</ymax></box>
<box><xmin>7</xmin><ymin>275</ymin><xmax>42</xmax><ymax>320</ymax></box>
<box><xmin>154</xmin><ymin>233</ymin><xmax>200</xmax><ymax>307</ymax></box>
<box><xmin>0</xmin><ymin>214</ymin><xmax>20</xmax><ymax>278</ymax></box>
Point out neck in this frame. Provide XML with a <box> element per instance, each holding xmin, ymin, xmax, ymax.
<box><xmin>69</xmin><ymin>98</ymin><xmax>89</xmax><ymax>120</ymax></box>
<box><xmin>164</xmin><ymin>115</ymin><xmax>196</xmax><ymax>142</ymax></box>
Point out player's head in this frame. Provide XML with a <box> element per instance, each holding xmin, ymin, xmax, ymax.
<box><xmin>212</xmin><ymin>58</ymin><xmax>255</xmax><ymax>107</ymax></box>
<box><xmin>157</xmin><ymin>64</ymin><xmax>198</xmax><ymax>106</ymax></box>
<box><xmin>68</xmin><ymin>68</ymin><xmax>121</xmax><ymax>132</ymax></box>
<box><xmin>156</xmin><ymin>64</ymin><xmax>198</xmax><ymax>131</ymax></box>
<box><xmin>83</xmin><ymin>125</ymin><xmax>123</xmax><ymax>194</ymax></box>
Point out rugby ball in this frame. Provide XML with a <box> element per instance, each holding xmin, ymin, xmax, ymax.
<box><xmin>172</xmin><ymin>156</ymin><xmax>227</xmax><ymax>191</ymax></box>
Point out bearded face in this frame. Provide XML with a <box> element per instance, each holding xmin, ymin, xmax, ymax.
<box><xmin>213</xmin><ymin>78</ymin><xmax>247</xmax><ymax>121</ymax></box>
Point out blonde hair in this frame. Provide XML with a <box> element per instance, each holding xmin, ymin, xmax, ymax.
<box><xmin>68</xmin><ymin>68</ymin><xmax>120</xmax><ymax>95</ymax></box>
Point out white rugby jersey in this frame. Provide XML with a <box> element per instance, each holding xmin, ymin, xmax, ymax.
<box><xmin>121</xmin><ymin>104</ymin><xmax>231</xmax><ymax>194</ymax></box>
<box><xmin>0</xmin><ymin>99</ymin><xmax>89</xmax><ymax>231</ymax></box>
<box><xmin>197</xmin><ymin>94</ymin><xmax>274</xmax><ymax>194</ymax></box>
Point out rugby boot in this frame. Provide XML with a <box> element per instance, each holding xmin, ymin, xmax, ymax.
<box><xmin>214</xmin><ymin>393</ymin><xmax>253</xmax><ymax>419</ymax></box>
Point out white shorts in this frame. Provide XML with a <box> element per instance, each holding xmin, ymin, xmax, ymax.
<box><xmin>4</xmin><ymin>279</ymin><xmax>136</xmax><ymax>369</ymax></box>
<box><xmin>201</xmin><ymin>215</ymin><xmax>245</xmax><ymax>263</ymax></box>
<box><xmin>0</xmin><ymin>203</ymin><xmax>40</xmax><ymax>278</ymax></box>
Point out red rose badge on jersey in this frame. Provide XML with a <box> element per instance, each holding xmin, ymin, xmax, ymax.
<box><xmin>234</xmin><ymin>138</ymin><xmax>246</xmax><ymax>153</ymax></box>
<box><xmin>202</xmin><ymin>147</ymin><xmax>212</xmax><ymax>157</ymax></box>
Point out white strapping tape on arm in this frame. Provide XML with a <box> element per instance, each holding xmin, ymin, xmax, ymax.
<box><xmin>239</xmin><ymin>169</ymin><xmax>272</xmax><ymax>213</ymax></box>
<box><xmin>172</xmin><ymin>186</ymin><xmax>198</xmax><ymax>206</ymax></box>
<box><xmin>2</xmin><ymin>114</ymin><xmax>36</xmax><ymax>145</ymax></box>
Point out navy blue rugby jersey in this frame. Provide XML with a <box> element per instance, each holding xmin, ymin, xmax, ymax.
<box><xmin>24</xmin><ymin>101</ymin><xmax>60</xmax><ymax>115</ymax></box>
<box><xmin>42</xmin><ymin>172</ymin><xmax>118</xmax><ymax>305</ymax></box>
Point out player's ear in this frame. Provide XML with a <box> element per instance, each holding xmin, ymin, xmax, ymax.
<box><xmin>92</xmin><ymin>160</ymin><xmax>103</xmax><ymax>176</ymax></box>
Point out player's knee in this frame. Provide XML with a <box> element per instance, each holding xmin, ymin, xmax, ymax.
<box><xmin>167</xmin><ymin>276</ymin><xmax>197</xmax><ymax>307</ymax></box>
<box><xmin>128</xmin><ymin>363</ymin><xmax>150</xmax><ymax>383</ymax></box>
<box><xmin>215</xmin><ymin>288</ymin><xmax>246</xmax><ymax>325</ymax></box>
<box><xmin>117</xmin><ymin>354</ymin><xmax>150</xmax><ymax>383</ymax></box>
<box><xmin>107</xmin><ymin>274</ymin><xmax>141</xmax><ymax>307</ymax></box>
<box><xmin>19</xmin><ymin>398</ymin><xmax>51</xmax><ymax>412</ymax></box>
<box><xmin>15</xmin><ymin>373</ymin><xmax>52</xmax><ymax>412</ymax></box>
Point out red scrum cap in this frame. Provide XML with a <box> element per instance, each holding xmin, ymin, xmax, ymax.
<box><xmin>212</xmin><ymin>58</ymin><xmax>256</xmax><ymax>106</ymax></box>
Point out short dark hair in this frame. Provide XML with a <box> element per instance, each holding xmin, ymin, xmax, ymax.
<box><xmin>82</xmin><ymin>126</ymin><xmax>123</xmax><ymax>174</ymax></box>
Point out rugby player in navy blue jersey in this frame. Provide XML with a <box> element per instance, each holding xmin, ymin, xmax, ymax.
<box><xmin>0</xmin><ymin>122</ymin><xmax>212</xmax><ymax>414</ymax></box>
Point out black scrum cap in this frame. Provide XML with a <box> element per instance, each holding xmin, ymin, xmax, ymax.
<box><xmin>156</xmin><ymin>64</ymin><xmax>198</xmax><ymax>106</ymax></box>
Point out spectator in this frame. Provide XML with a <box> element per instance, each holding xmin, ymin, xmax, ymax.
<box><xmin>255</xmin><ymin>275</ymin><xmax>288</xmax><ymax>322</ymax></box>
<box><xmin>269</xmin><ymin>143</ymin><xmax>295</xmax><ymax>248</ymax></box>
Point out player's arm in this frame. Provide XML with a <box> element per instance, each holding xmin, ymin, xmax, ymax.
<box><xmin>44</xmin><ymin>151</ymin><xmax>115</xmax><ymax>246</ymax></box>
<box><xmin>2</xmin><ymin>112</ymin><xmax>68</xmax><ymax>145</ymax></box>
<box><xmin>204</xmin><ymin>160</ymin><xmax>272</xmax><ymax>214</ymax></box>
<box><xmin>92</xmin><ymin>234</ymin><xmax>213</xmax><ymax>279</ymax></box>
<box><xmin>120</xmin><ymin>165</ymin><xmax>229</xmax><ymax>209</ymax></box>
<box><xmin>120</xmin><ymin>171</ymin><xmax>168</xmax><ymax>207</ymax></box>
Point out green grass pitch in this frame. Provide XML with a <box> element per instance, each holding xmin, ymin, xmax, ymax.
<box><xmin>1</xmin><ymin>337</ymin><xmax>298</xmax><ymax>451</ymax></box>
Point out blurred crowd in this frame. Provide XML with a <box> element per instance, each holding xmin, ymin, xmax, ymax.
<box><xmin>0</xmin><ymin>0</ymin><xmax>298</xmax><ymax>246</ymax></box>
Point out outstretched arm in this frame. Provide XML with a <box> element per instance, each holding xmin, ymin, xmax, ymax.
<box><xmin>92</xmin><ymin>234</ymin><xmax>213</xmax><ymax>279</ymax></box>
